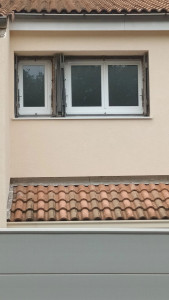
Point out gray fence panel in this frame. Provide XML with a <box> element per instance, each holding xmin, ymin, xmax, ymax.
<box><xmin>0</xmin><ymin>232</ymin><xmax>169</xmax><ymax>274</ymax></box>
<box><xmin>0</xmin><ymin>274</ymin><xmax>169</xmax><ymax>300</ymax></box>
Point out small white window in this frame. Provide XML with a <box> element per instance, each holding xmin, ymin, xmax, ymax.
<box><xmin>65</xmin><ymin>59</ymin><xmax>143</xmax><ymax>115</ymax></box>
<box><xmin>18</xmin><ymin>60</ymin><xmax>52</xmax><ymax>116</ymax></box>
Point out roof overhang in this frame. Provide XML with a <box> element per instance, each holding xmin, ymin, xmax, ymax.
<box><xmin>0</xmin><ymin>16</ymin><xmax>7</xmax><ymax>37</ymax></box>
<box><xmin>0</xmin><ymin>16</ymin><xmax>7</xmax><ymax>27</ymax></box>
<box><xmin>9</xmin><ymin>14</ymin><xmax>169</xmax><ymax>31</ymax></box>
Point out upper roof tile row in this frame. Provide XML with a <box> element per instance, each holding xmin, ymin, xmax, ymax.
<box><xmin>0</xmin><ymin>0</ymin><xmax>169</xmax><ymax>16</ymax></box>
<box><xmin>9</xmin><ymin>183</ymin><xmax>169</xmax><ymax>222</ymax></box>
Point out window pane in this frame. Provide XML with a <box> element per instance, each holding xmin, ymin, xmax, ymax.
<box><xmin>71</xmin><ymin>65</ymin><xmax>101</xmax><ymax>107</ymax></box>
<box><xmin>108</xmin><ymin>65</ymin><xmax>138</xmax><ymax>106</ymax></box>
<box><xmin>23</xmin><ymin>65</ymin><xmax>45</xmax><ymax>107</ymax></box>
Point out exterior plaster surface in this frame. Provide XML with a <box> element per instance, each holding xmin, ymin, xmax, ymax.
<box><xmin>0</xmin><ymin>25</ymin><xmax>10</xmax><ymax>227</ymax></box>
<box><xmin>10</xmin><ymin>31</ymin><xmax>169</xmax><ymax>178</ymax></box>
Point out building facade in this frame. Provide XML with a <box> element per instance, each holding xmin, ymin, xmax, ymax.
<box><xmin>0</xmin><ymin>1</ymin><xmax>169</xmax><ymax>299</ymax></box>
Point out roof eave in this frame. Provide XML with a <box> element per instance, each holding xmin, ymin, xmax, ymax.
<box><xmin>13</xmin><ymin>12</ymin><xmax>169</xmax><ymax>18</ymax></box>
<box><xmin>0</xmin><ymin>16</ymin><xmax>7</xmax><ymax>37</ymax></box>
<box><xmin>0</xmin><ymin>16</ymin><xmax>7</xmax><ymax>28</ymax></box>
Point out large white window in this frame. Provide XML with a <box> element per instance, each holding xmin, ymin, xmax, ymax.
<box><xmin>18</xmin><ymin>60</ymin><xmax>52</xmax><ymax>116</ymax></box>
<box><xmin>15</xmin><ymin>55</ymin><xmax>149</xmax><ymax>117</ymax></box>
<box><xmin>65</xmin><ymin>59</ymin><xmax>143</xmax><ymax>115</ymax></box>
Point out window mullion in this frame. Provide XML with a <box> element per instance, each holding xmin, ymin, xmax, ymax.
<box><xmin>18</xmin><ymin>62</ymin><xmax>23</xmax><ymax>114</ymax></box>
<box><xmin>103</xmin><ymin>62</ymin><xmax>109</xmax><ymax>113</ymax></box>
<box><xmin>52</xmin><ymin>56</ymin><xmax>57</xmax><ymax>116</ymax></box>
<box><xmin>138</xmin><ymin>61</ymin><xmax>143</xmax><ymax>113</ymax></box>
<box><xmin>56</xmin><ymin>54</ymin><xmax>66</xmax><ymax>117</ymax></box>
<box><xmin>14</xmin><ymin>55</ymin><xmax>20</xmax><ymax>117</ymax></box>
<box><xmin>101</xmin><ymin>62</ymin><xmax>105</xmax><ymax>111</ymax></box>
<box><xmin>142</xmin><ymin>53</ymin><xmax>150</xmax><ymax>116</ymax></box>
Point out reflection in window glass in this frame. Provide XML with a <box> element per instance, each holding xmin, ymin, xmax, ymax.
<box><xmin>71</xmin><ymin>65</ymin><xmax>101</xmax><ymax>107</ymax></box>
<box><xmin>108</xmin><ymin>65</ymin><xmax>138</xmax><ymax>106</ymax></box>
<box><xmin>23</xmin><ymin>65</ymin><xmax>45</xmax><ymax>107</ymax></box>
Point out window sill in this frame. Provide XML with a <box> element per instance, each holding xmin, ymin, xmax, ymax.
<box><xmin>12</xmin><ymin>116</ymin><xmax>152</xmax><ymax>120</ymax></box>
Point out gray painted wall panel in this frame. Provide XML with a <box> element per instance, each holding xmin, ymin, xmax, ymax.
<box><xmin>0</xmin><ymin>232</ymin><xmax>169</xmax><ymax>274</ymax></box>
<box><xmin>0</xmin><ymin>274</ymin><xmax>169</xmax><ymax>300</ymax></box>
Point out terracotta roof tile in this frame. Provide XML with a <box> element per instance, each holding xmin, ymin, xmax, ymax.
<box><xmin>1</xmin><ymin>0</ymin><xmax>169</xmax><ymax>16</ymax></box>
<box><xmin>8</xmin><ymin>183</ymin><xmax>169</xmax><ymax>222</ymax></box>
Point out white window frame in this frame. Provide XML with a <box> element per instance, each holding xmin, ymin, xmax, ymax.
<box><xmin>65</xmin><ymin>59</ymin><xmax>143</xmax><ymax>115</ymax></box>
<box><xmin>18</xmin><ymin>60</ymin><xmax>52</xmax><ymax>116</ymax></box>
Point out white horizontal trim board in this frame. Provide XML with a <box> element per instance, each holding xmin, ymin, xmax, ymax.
<box><xmin>0</xmin><ymin>231</ymin><xmax>169</xmax><ymax>274</ymax></box>
<box><xmin>10</xmin><ymin>15</ymin><xmax>169</xmax><ymax>31</ymax></box>
<box><xmin>3</xmin><ymin>227</ymin><xmax>169</xmax><ymax>232</ymax></box>
<box><xmin>0</xmin><ymin>274</ymin><xmax>169</xmax><ymax>300</ymax></box>
<box><xmin>12</xmin><ymin>116</ymin><xmax>152</xmax><ymax>120</ymax></box>
<box><xmin>7</xmin><ymin>220</ymin><xmax>169</xmax><ymax>228</ymax></box>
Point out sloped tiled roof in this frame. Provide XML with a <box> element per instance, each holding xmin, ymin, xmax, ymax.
<box><xmin>8</xmin><ymin>183</ymin><xmax>169</xmax><ymax>222</ymax></box>
<box><xmin>0</xmin><ymin>0</ymin><xmax>169</xmax><ymax>16</ymax></box>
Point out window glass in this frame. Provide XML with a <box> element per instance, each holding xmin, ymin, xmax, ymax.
<box><xmin>108</xmin><ymin>65</ymin><xmax>138</xmax><ymax>106</ymax></box>
<box><xmin>71</xmin><ymin>65</ymin><xmax>101</xmax><ymax>107</ymax></box>
<box><xmin>23</xmin><ymin>65</ymin><xmax>45</xmax><ymax>107</ymax></box>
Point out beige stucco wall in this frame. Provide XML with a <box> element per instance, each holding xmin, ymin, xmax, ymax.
<box><xmin>10</xmin><ymin>31</ymin><xmax>169</xmax><ymax>178</ymax></box>
<box><xmin>0</xmin><ymin>24</ymin><xmax>10</xmax><ymax>227</ymax></box>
